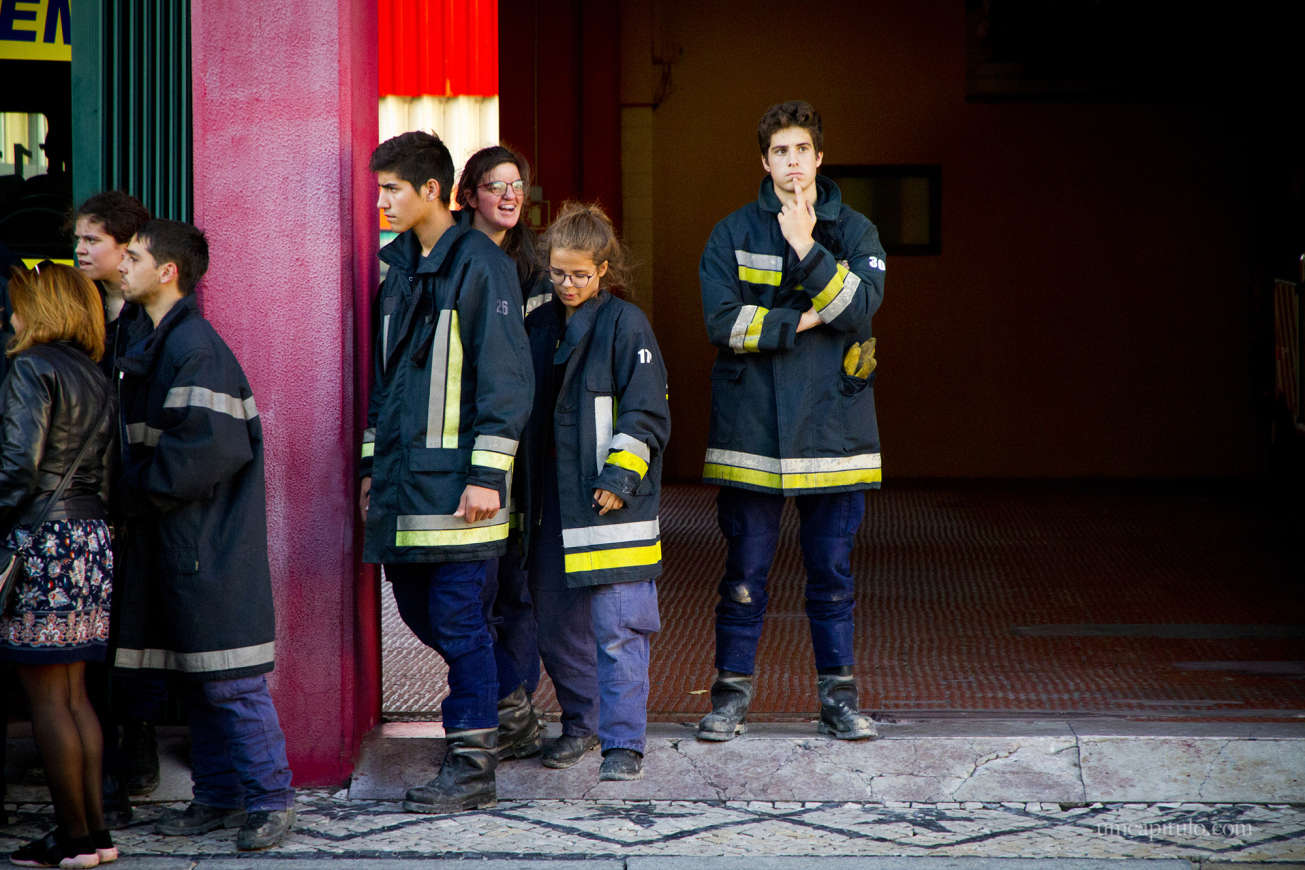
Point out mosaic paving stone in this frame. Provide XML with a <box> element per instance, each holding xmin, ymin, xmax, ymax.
<box><xmin>3</xmin><ymin>792</ymin><xmax>1302</xmax><ymax>863</ymax></box>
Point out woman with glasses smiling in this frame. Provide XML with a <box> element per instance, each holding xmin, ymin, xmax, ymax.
<box><xmin>453</xmin><ymin>146</ymin><xmax>551</xmax><ymax>764</ymax></box>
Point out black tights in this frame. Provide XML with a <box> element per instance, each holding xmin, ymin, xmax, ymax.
<box><xmin>17</xmin><ymin>662</ymin><xmax>104</xmax><ymax>838</ymax></box>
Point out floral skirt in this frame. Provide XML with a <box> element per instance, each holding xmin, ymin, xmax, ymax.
<box><xmin>0</xmin><ymin>519</ymin><xmax>112</xmax><ymax>663</ymax></box>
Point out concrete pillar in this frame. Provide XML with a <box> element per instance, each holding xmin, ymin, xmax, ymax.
<box><xmin>190</xmin><ymin>1</ymin><xmax>380</xmax><ymax>785</ymax></box>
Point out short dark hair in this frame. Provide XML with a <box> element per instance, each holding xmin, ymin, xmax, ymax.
<box><xmin>71</xmin><ymin>190</ymin><xmax>150</xmax><ymax>243</ymax></box>
<box><xmin>136</xmin><ymin>220</ymin><xmax>209</xmax><ymax>296</ymax></box>
<box><xmin>370</xmin><ymin>131</ymin><xmax>454</xmax><ymax>206</ymax></box>
<box><xmin>757</xmin><ymin>100</ymin><xmax>823</xmax><ymax>155</ymax></box>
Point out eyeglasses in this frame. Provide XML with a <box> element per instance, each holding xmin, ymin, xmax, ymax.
<box><xmin>548</xmin><ymin>268</ymin><xmax>597</xmax><ymax>288</ymax></box>
<box><xmin>479</xmin><ymin>179</ymin><xmax>525</xmax><ymax>197</ymax></box>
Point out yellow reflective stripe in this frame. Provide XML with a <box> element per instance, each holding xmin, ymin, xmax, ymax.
<box><xmin>810</xmin><ymin>262</ymin><xmax>849</xmax><ymax>312</ymax></box>
<box><xmin>742</xmin><ymin>307</ymin><xmax>765</xmax><ymax>352</ymax></box>
<box><xmin>704</xmin><ymin>462</ymin><xmax>782</xmax><ymax>489</ymax></box>
<box><xmin>738</xmin><ymin>265</ymin><xmax>782</xmax><ymax>286</ymax></box>
<box><xmin>704</xmin><ymin>463</ymin><xmax>881</xmax><ymax>490</ymax></box>
<box><xmin>361</xmin><ymin>442</ymin><xmax>374</xmax><ymax>459</ymax></box>
<box><xmin>786</xmin><ymin>467</ymin><xmax>882</xmax><ymax>488</ymax></box>
<box><xmin>606</xmin><ymin>450</ymin><xmax>648</xmax><ymax>477</ymax></box>
<box><xmin>442</xmin><ymin>310</ymin><xmax>462</xmax><ymax>448</ymax></box>
<box><xmin>396</xmin><ymin>523</ymin><xmax>509</xmax><ymax>548</ymax></box>
<box><xmin>471</xmin><ymin>449</ymin><xmax>514</xmax><ymax>471</ymax></box>
<box><xmin>564</xmin><ymin>541</ymin><xmax>662</xmax><ymax>574</ymax></box>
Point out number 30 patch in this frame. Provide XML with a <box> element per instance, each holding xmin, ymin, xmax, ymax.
<box><xmin>867</xmin><ymin>256</ymin><xmax>886</xmax><ymax>271</ymax></box>
<box><xmin>637</xmin><ymin>348</ymin><xmax>653</xmax><ymax>364</ymax></box>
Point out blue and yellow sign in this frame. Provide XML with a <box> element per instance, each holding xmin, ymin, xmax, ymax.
<box><xmin>0</xmin><ymin>0</ymin><xmax>70</xmax><ymax>62</ymax></box>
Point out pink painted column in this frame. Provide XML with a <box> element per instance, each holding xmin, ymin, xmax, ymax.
<box><xmin>191</xmin><ymin>2</ymin><xmax>380</xmax><ymax>785</ymax></box>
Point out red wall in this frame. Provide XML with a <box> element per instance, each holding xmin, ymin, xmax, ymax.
<box><xmin>191</xmin><ymin>1</ymin><xmax>379</xmax><ymax>785</ymax></box>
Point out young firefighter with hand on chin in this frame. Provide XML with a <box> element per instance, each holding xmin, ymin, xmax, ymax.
<box><xmin>697</xmin><ymin>100</ymin><xmax>886</xmax><ymax>744</ymax></box>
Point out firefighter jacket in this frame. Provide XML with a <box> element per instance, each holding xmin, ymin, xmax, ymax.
<box><xmin>700</xmin><ymin>175</ymin><xmax>886</xmax><ymax>496</ymax></box>
<box><xmin>523</xmin><ymin>291</ymin><xmax>670</xmax><ymax>588</ymax></box>
<box><xmin>114</xmin><ymin>295</ymin><xmax>276</xmax><ymax>681</ymax></box>
<box><xmin>361</xmin><ymin>220</ymin><xmax>533</xmax><ymax>565</ymax></box>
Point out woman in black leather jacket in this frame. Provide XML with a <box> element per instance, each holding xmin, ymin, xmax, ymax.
<box><xmin>1</xmin><ymin>262</ymin><xmax>118</xmax><ymax>868</ymax></box>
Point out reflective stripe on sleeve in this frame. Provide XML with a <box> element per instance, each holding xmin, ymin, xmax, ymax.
<box><xmin>729</xmin><ymin>305</ymin><xmax>767</xmax><ymax>352</ymax></box>
<box><xmin>126</xmin><ymin>422</ymin><xmax>161</xmax><ymax>447</ymax></box>
<box><xmin>607</xmin><ymin>450</ymin><xmax>648</xmax><ymax>477</ymax></box>
<box><xmin>361</xmin><ymin>427</ymin><xmax>376</xmax><ymax>459</ymax></box>
<box><xmin>812</xmin><ymin>266</ymin><xmax>860</xmax><ymax>324</ymax></box>
<box><xmin>164</xmin><ymin>386</ymin><xmax>257</xmax><ymax>421</ymax></box>
<box><xmin>471</xmin><ymin>450</ymin><xmax>513</xmax><ymax>471</ymax></box>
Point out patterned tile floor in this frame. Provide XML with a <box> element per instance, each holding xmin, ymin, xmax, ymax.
<box><xmin>4</xmin><ymin>793</ymin><xmax>1303</xmax><ymax>863</ymax></box>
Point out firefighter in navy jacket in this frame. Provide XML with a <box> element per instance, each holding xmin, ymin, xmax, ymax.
<box><xmin>524</xmin><ymin>203</ymin><xmax>669</xmax><ymax>781</ymax></box>
<box><xmin>697</xmin><ymin>101</ymin><xmax>884</xmax><ymax>745</ymax></box>
<box><xmin>361</xmin><ymin>133</ymin><xmax>533</xmax><ymax>814</ymax></box>
<box><xmin>115</xmin><ymin>221</ymin><xmax>295</xmax><ymax>849</ymax></box>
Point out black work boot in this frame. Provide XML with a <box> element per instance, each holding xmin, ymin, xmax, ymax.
<box><xmin>403</xmin><ymin>727</ymin><xmax>498</xmax><ymax>813</ymax></box>
<box><xmin>121</xmin><ymin>720</ymin><xmax>160</xmax><ymax>795</ymax></box>
<box><xmin>816</xmin><ymin>667</ymin><xmax>877</xmax><ymax>740</ymax></box>
<box><xmin>496</xmin><ymin>685</ymin><xmax>543</xmax><ymax>760</ymax></box>
<box><xmin>696</xmin><ymin>670</ymin><xmax>753</xmax><ymax>741</ymax></box>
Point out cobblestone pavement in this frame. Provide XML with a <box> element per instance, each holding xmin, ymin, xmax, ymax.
<box><xmin>4</xmin><ymin>792</ymin><xmax>1304</xmax><ymax>863</ymax></box>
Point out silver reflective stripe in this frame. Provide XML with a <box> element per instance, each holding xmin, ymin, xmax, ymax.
<box><xmin>562</xmin><ymin>518</ymin><xmax>661</xmax><ymax>549</ymax></box>
<box><xmin>609</xmin><ymin>433</ymin><xmax>650</xmax><ymax>463</ymax></box>
<box><xmin>820</xmin><ymin>271</ymin><xmax>860</xmax><ymax>323</ymax></box>
<box><xmin>381</xmin><ymin>313</ymin><xmax>391</xmax><ymax>372</ymax></box>
<box><xmin>474</xmin><ymin>434</ymin><xmax>519</xmax><ymax>456</ymax></box>
<box><xmin>114</xmin><ymin>641</ymin><xmax>275</xmax><ymax>673</ymax></box>
<box><xmin>525</xmin><ymin>293</ymin><xmax>551</xmax><ymax>316</ymax></box>
<box><xmin>594</xmin><ymin>396</ymin><xmax>613</xmax><ymax>475</ymax></box>
<box><xmin>164</xmin><ymin>385</ymin><xmax>257</xmax><ymax>421</ymax></box>
<box><xmin>729</xmin><ymin>304</ymin><xmax>759</xmax><ymax>351</ymax></box>
<box><xmin>126</xmin><ymin>422</ymin><xmax>162</xmax><ymax>446</ymax></box>
<box><xmin>397</xmin><ymin>510</ymin><xmax>509</xmax><ymax>531</ymax></box>
<box><xmin>735</xmin><ymin>250</ymin><xmax>783</xmax><ymax>271</ymax></box>
<box><xmin>362</xmin><ymin>427</ymin><xmax>376</xmax><ymax>444</ymax></box>
<box><xmin>704</xmin><ymin>448</ymin><xmax>881</xmax><ymax>473</ymax></box>
<box><xmin>425</xmin><ymin>310</ymin><xmax>453</xmax><ymax>448</ymax></box>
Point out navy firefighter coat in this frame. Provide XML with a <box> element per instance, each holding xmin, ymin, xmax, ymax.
<box><xmin>700</xmin><ymin>175</ymin><xmax>886</xmax><ymax>496</ymax></box>
<box><xmin>114</xmin><ymin>295</ymin><xmax>276</xmax><ymax>681</ymax></box>
<box><xmin>523</xmin><ymin>291</ymin><xmax>670</xmax><ymax>588</ymax></box>
<box><xmin>361</xmin><ymin>220</ymin><xmax>533</xmax><ymax>565</ymax></box>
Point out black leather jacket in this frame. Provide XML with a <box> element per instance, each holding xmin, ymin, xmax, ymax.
<box><xmin>0</xmin><ymin>340</ymin><xmax>115</xmax><ymax>530</ymax></box>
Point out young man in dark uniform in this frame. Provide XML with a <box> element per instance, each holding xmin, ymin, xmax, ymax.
<box><xmin>115</xmin><ymin>220</ymin><xmax>295</xmax><ymax>849</ymax></box>
<box><xmin>360</xmin><ymin>132</ymin><xmax>533</xmax><ymax>812</ymax></box>
<box><xmin>697</xmin><ymin>100</ymin><xmax>887</xmax><ymax>742</ymax></box>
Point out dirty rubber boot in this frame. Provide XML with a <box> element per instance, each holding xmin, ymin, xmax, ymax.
<box><xmin>496</xmin><ymin>685</ymin><xmax>543</xmax><ymax>760</ymax></box>
<box><xmin>696</xmin><ymin>670</ymin><xmax>753</xmax><ymax>741</ymax></box>
<box><xmin>403</xmin><ymin>727</ymin><xmax>498</xmax><ymax>813</ymax></box>
<box><xmin>817</xmin><ymin>668</ymin><xmax>877</xmax><ymax>740</ymax></box>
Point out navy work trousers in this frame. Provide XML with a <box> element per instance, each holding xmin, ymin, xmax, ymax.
<box><xmin>185</xmin><ymin>675</ymin><xmax>295</xmax><ymax>812</ymax></box>
<box><xmin>530</xmin><ymin>458</ymin><xmax>660</xmax><ymax>753</ymax></box>
<box><xmin>387</xmin><ymin>560</ymin><xmax>499</xmax><ymax>731</ymax></box>
<box><xmin>714</xmin><ymin>486</ymin><xmax>866</xmax><ymax>674</ymax></box>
